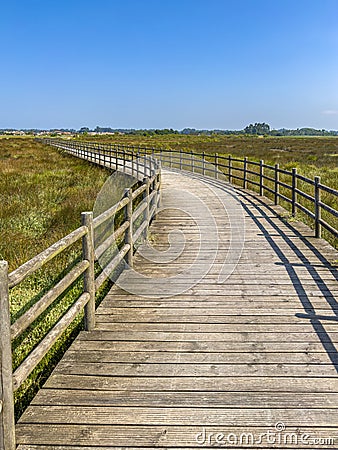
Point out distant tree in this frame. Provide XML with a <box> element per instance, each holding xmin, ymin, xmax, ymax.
<box><xmin>244</xmin><ymin>123</ymin><xmax>270</xmax><ymax>135</ymax></box>
<box><xmin>79</xmin><ymin>127</ymin><xmax>90</xmax><ymax>133</ymax></box>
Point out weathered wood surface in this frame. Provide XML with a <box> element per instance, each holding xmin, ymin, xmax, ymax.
<box><xmin>16</xmin><ymin>170</ymin><xmax>338</xmax><ymax>449</ymax></box>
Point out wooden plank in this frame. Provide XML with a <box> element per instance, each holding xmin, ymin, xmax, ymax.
<box><xmin>15</xmin><ymin>424</ymin><xmax>338</xmax><ymax>448</ymax></box>
<box><xmin>92</xmin><ymin>322</ymin><xmax>338</xmax><ymax>333</ymax></box>
<box><xmin>99</xmin><ymin>299</ymin><xmax>337</xmax><ymax>312</ymax></box>
<box><xmin>18</xmin><ymin>405</ymin><xmax>338</xmax><ymax>426</ymax></box>
<box><xmin>44</xmin><ymin>373</ymin><xmax>338</xmax><ymax>393</ymax></box>
<box><xmin>112</xmin><ymin>259</ymin><xmax>335</xmax><ymax>268</ymax></box>
<box><xmin>53</xmin><ymin>361</ymin><xmax>338</xmax><ymax>377</ymax></box>
<box><xmin>98</xmin><ymin>300</ymin><xmax>338</xmax><ymax>310</ymax></box>
<box><xmin>71</xmin><ymin>338</ymin><xmax>337</xmax><ymax>353</ymax></box>
<box><xmin>102</xmin><ymin>288</ymin><xmax>336</xmax><ymax>297</ymax></box>
<box><xmin>114</xmin><ymin>271</ymin><xmax>337</xmax><ymax>281</ymax></box>
<box><xmin>94</xmin><ymin>312</ymin><xmax>338</xmax><ymax>324</ymax></box>
<box><xmin>108</xmin><ymin>278</ymin><xmax>338</xmax><ymax>288</ymax></box>
<box><xmin>31</xmin><ymin>388</ymin><xmax>338</xmax><ymax>408</ymax></box>
<box><xmin>79</xmin><ymin>330</ymin><xmax>338</xmax><ymax>343</ymax></box>
<box><xmin>61</xmin><ymin>349</ymin><xmax>337</xmax><ymax>365</ymax></box>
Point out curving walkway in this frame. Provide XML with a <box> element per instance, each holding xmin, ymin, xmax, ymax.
<box><xmin>16</xmin><ymin>169</ymin><xmax>338</xmax><ymax>449</ymax></box>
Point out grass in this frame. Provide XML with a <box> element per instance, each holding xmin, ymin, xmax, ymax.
<box><xmin>0</xmin><ymin>137</ymin><xmax>111</xmax><ymax>268</ymax></box>
<box><xmin>0</xmin><ymin>137</ymin><xmax>112</xmax><ymax>418</ymax></box>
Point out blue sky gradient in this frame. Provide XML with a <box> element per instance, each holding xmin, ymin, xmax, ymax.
<box><xmin>1</xmin><ymin>0</ymin><xmax>338</xmax><ymax>130</ymax></box>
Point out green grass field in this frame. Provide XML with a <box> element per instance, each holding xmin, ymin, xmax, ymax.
<box><xmin>0</xmin><ymin>137</ymin><xmax>112</xmax><ymax>268</ymax></box>
<box><xmin>0</xmin><ymin>137</ymin><xmax>112</xmax><ymax>417</ymax></box>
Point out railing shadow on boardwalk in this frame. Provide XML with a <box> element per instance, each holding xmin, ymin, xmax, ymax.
<box><xmin>241</xmin><ymin>193</ymin><xmax>338</xmax><ymax>372</ymax></box>
<box><xmin>181</xmin><ymin>169</ymin><xmax>338</xmax><ymax>373</ymax></box>
<box><xmin>228</xmin><ymin>185</ymin><xmax>338</xmax><ymax>373</ymax></box>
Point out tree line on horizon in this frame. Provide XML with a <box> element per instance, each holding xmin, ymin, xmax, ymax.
<box><xmin>1</xmin><ymin>123</ymin><xmax>338</xmax><ymax>136</ymax></box>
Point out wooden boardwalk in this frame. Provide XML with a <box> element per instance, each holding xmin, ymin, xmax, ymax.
<box><xmin>16</xmin><ymin>169</ymin><xmax>338</xmax><ymax>449</ymax></box>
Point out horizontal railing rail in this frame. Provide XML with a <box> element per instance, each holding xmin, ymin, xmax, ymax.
<box><xmin>0</xmin><ymin>141</ymin><xmax>161</xmax><ymax>450</ymax></box>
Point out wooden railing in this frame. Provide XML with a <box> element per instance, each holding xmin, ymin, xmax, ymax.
<box><xmin>158</xmin><ymin>150</ymin><xmax>337</xmax><ymax>242</ymax></box>
<box><xmin>40</xmin><ymin>138</ymin><xmax>158</xmax><ymax>180</ymax></box>
<box><xmin>0</xmin><ymin>147</ymin><xmax>161</xmax><ymax>450</ymax></box>
<box><xmin>39</xmin><ymin>138</ymin><xmax>337</xmax><ymax>243</ymax></box>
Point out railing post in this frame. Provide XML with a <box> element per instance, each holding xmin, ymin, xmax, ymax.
<box><xmin>315</xmin><ymin>176</ymin><xmax>321</xmax><ymax>238</ymax></box>
<box><xmin>0</xmin><ymin>261</ymin><xmax>16</xmax><ymax>450</ymax></box>
<box><xmin>275</xmin><ymin>164</ymin><xmax>279</xmax><ymax>205</ymax></box>
<box><xmin>110</xmin><ymin>146</ymin><xmax>114</xmax><ymax>169</ymax></box>
<box><xmin>214</xmin><ymin>153</ymin><xmax>218</xmax><ymax>179</ymax></box>
<box><xmin>156</xmin><ymin>163</ymin><xmax>162</xmax><ymax>211</ymax></box>
<box><xmin>123</xmin><ymin>149</ymin><xmax>126</xmax><ymax>173</ymax></box>
<box><xmin>292</xmin><ymin>168</ymin><xmax>297</xmax><ymax>217</ymax></box>
<box><xmin>243</xmin><ymin>157</ymin><xmax>248</xmax><ymax>189</ymax></box>
<box><xmin>142</xmin><ymin>153</ymin><xmax>146</xmax><ymax>176</ymax></box>
<box><xmin>124</xmin><ymin>188</ymin><xmax>133</xmax><ymax>267</ymax></box>
<box><xmin>81</xmin><ymin>212</ymin><xmax>95</xmax><ymax>331</ymax></box>
<box><xmin>169</xmin><ymin>150</ymin><xmax>173</xmax><ymax>169</ymax></box>
<box><xmin>202</xmin><ymin>151</ymin><xmax>205</xmax><ymax>176</ymax></box>
<box><xmin>115</xmin><ymin>144</ymin><xmax>118</xmax><ymax>161</ymax></box>
<box><xmin>228</xmin><ymin>155</ymin><xmax>232</xmax><ymax>184</ymax></box>
<box><xmin>179</xmin><ymin>150</ymin><xmax>183</xmax><ymax>170</ymax></box>
<box><xmin>136</xmin><ymin>152</ymin><xmax>140</xmax><ymax>178</ymax></box>
<box><xmin>259</xmin><ymin>160</ymin><xmax>264</xmax><ymax>196</ymax></box>
<box><xmin>143</xmin><ymin>177</ymin><xmax>150</xmax><ymax>237</ymax></box>
<box><xmin>191</xmin><ymin>150</ymin><xmax>194</xmax><ymax>173</ymax></box>
<box><xmin>131</xmin><ymin>152</ymin><xmax>135</xmax><ymax>177</ymax></box>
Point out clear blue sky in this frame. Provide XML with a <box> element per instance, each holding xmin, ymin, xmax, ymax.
<box><xmin>1</xmin><ymin>0</ymin><xmax>338</xmax><ymax>130</ymax></box>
